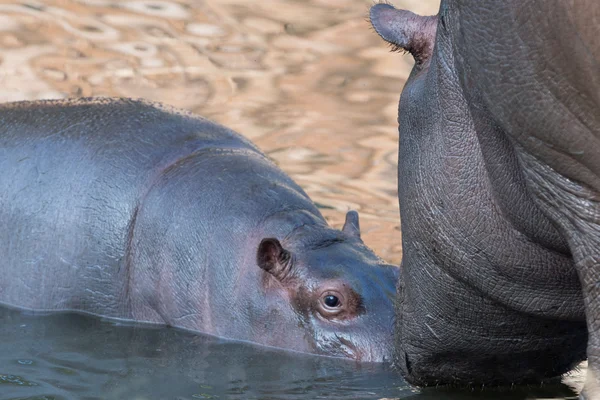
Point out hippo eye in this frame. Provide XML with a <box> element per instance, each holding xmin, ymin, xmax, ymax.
<box><xmin>317</xmin><ymin>285</ymin><xmax>362</xmax><ymax>320</ymax></box>
<box><xmin>318</xmin><ymin>290</ymin><xmax>346</xmax><ymax>318</ymax></box>
<box><xmin>324</xmin><ymin>295</ymin><xmax>340</xmax><ymax>308</ymax></box>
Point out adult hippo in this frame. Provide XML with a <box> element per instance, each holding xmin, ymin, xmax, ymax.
<box><xmin>370</xmin><ymin>0</ymin><xmax>599</xmax><ymax>394</ymax></box>
<box><xmin>0</xmin><ymin>98</ymin><xmax>398</xmax><ymax>362</ymax></box>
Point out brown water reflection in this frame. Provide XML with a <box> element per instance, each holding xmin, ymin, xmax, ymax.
<box><xmin>0</xmin><ymin>0</ymin><xmax>439</xmax><ymax>265</ymax></box>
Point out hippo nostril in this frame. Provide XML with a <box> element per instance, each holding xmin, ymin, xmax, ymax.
<box><xmin>404</xmin><ymin>352</ymin><xmax>413</xmax><ymax>374</ymax></box>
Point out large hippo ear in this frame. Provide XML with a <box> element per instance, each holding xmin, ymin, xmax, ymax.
<box><xmin>369</xmin><ymin>3</ymin><xmax>437</xmax><ymax>66</ymax></box>
<box><xmin>257</xmin><ymin>238</ymin><xmax>293</xmax><ymax>281</ymax></box>
<box><xmin>342</xmin><ymin>210</ymin><xmax>361</xmax><ymax>239</ymax></box>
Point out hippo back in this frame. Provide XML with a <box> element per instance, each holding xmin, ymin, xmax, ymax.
<box><xmin>0</xmin><ymin>98</ymin><xmax>263</xmax><ymax>316</ymax></box>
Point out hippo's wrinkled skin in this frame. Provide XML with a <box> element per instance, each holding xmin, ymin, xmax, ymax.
<box><xmin>0</xmin><ymin>98</ymin><xmax>398</xmax><ymax>362</ymax></box>
<box><xmin>370</xmin><ymin>0</ymin><xmax>599</xmax><ymax>393</ymax></box>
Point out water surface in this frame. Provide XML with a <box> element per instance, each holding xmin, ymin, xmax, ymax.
<box><xmin>0</xmin><ymin>308</ymin><xmax>582</xmax><ymax>400</ymax></box>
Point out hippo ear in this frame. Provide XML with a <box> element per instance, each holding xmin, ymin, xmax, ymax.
<box><xmin>342</xmin><ymin>210</ymin><xmax>361</xmax><ymax>239</ymax></box>
<box><xmin>369</xmin><ymin>3</ymin><xmax>437</xmax><ymax>66</ymax></box>
<box><xmin>257</xmin><ymin>238</ymin><xmax>293</xmax><ymax>280</ymax></box>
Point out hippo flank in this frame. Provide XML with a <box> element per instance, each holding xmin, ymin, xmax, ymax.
<box><xmin>0</xmin><ymin>98</ymin><xmax>398</xmax><ymax>362</ymax></box>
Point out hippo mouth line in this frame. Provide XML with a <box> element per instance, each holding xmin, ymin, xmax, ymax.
<box><xmin>337</xmin><ymin>336</ymin><xmax>364</xmax><ymax>361</ymax></box>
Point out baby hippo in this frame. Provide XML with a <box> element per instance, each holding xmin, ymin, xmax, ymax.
<box><xmin>0</xmin><ymin>98</ymin><xmax>397</xmax><ymax>362</ymax></box>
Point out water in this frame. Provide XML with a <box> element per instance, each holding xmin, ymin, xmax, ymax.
<box><xmin>0</xmin><ymin>0</ymin><xmax>586</xmax><ymax>398</ymax></box>
<box><xmin>0</xmin><ymin>308</ymin><xmax>581</xmax><ymax>400</ymax></box>
<box><xmin>0</xmin><ymin>307</ymin><xmax>405</xmax><ymax>399</ymax></box>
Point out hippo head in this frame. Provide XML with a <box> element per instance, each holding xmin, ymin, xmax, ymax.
<box><xmin>255</xmin><ymin>211</ymin><xmax>398</xmax><ymax>362</ymax></box>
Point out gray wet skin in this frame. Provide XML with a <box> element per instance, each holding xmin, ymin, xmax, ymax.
<box><xmin>0</xmin><ymin>98</ymin><xmax>398</xmax><ymax>362</ymax></box>
<box><xmin>370</xmin><ymin>0</ymin><xmax>599</xmax><ymax>393</ymax></box>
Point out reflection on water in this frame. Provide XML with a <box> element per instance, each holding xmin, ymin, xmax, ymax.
<box><xmin>0</xmin><ymin>308</ymin><xmax>580</xmax><ymax>399</ymax></box>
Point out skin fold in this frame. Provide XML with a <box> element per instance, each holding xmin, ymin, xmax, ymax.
<box><xmin>0</xmin><ymin>98</ymin><xmax>398</xmax><ymax>363</ymax></box>
<box><xmin>370</xmin><ymin>0</ymin><xmax>599</xmax><ymax>395</ymax></box>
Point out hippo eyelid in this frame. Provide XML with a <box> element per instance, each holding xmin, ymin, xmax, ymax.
<box><xmin>316</xmin><ymin>286</ymin><xmax>366</xmax><ymax>320</ymax></box>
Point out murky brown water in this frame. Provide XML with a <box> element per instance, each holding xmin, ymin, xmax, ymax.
<box><xmin>0</xmin><ymin>0</ymin><xmax>440</xmax><ymax>265</ymax></box>
<box><xmin>0</xmin><ymin>1</ymin><xmax>587</xmax><ymax>399</ymax></box>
